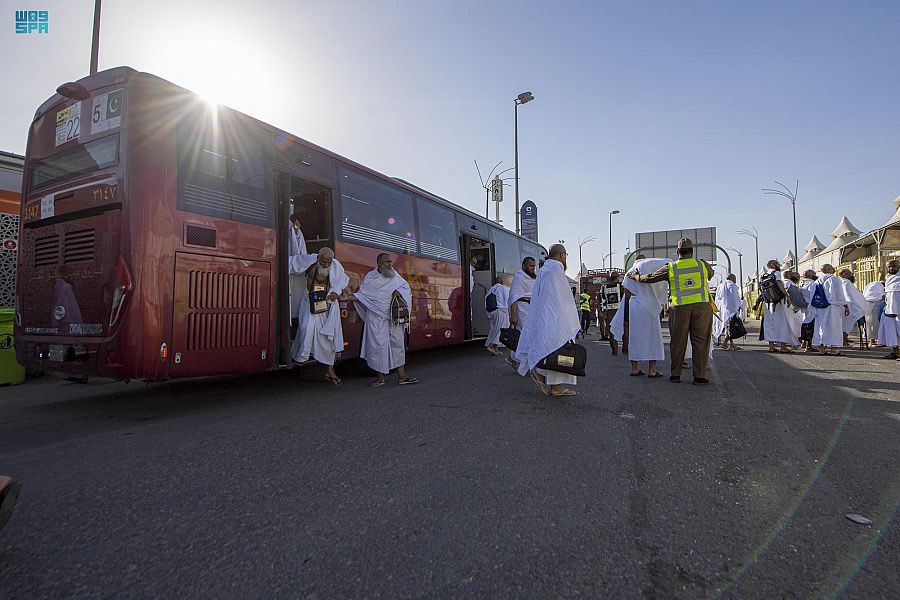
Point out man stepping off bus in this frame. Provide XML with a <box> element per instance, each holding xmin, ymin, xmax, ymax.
<box><xmin>507</xmin><ymin>256</ymin><xmax>537</xmax><ymax>369</ymax></box>
<box><xmin>347</xmin><ymin>253</ymin><xmax>419</xmax><ymax>387</ymax></box>
<box><xmin>291</xmin><ymin>248</ymin><xmax>350</xmax><ymax>386</ymax></box>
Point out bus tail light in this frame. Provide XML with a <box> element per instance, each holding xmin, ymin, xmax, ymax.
<box><xmin>160</xmin><ymin>343</ymin><xmax>168</xmax><ymax>361</ymax></box>
<box><xmin>109</xmin><ymin>258</ymin><xmax>133</xmax><ymax>327</ymax></box>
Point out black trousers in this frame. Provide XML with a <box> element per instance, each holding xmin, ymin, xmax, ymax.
<box><xmin>581</xmin><ymin>310</ymin><xmax>593</xmax><ymax>333</ymax></box>
<box><xmin>800</xmin><ymin>319</ymin><xmax>815</xmax><ymax>343</ymax></box>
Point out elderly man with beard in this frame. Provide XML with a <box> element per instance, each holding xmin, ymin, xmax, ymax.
<box><xmin>516</xmin><ymin>244</ymin><xmax>582</xmax><ymax>396</ymax></box>
<box><xmin>506</xmin><ymin>256</ymin><xmax>537</xmax><ymax>369</ymax></box>
<box><xmin>291</xmin><ymin>247</ymin><xmax>350</xmax><ymax>385</ymax></box>
<box><xmin>879</xmin><ymin>259</ymin><xmax>900</xmax><ymax>360</ymax></box>
<box><xmin>347</xmin><ymin>253</ymin><xmax>419</xmax><ymax>387</ymax></box>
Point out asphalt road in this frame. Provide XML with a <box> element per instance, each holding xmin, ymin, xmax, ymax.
<box><xmin>0</xmin><ymin>322</ymin><xmax>897</xmax><ymax>599</ymax></box>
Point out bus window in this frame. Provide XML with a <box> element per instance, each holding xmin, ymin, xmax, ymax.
<box><xmin>290</xmin><ymin>177</ymin><xmax>332</xmax><ymax>254</ymax></box>
<box><xmin>492</xmin><ymin>229</ymin><xmax>520</xmax><ymax>285</ymax></box>
<box><xmin>338</xmin><ymin>166</ymin><xmax>416</xmax><ymax>254</ymax></box>
<box><xmin>416</xmin><ymin>197</ymin><xmax>458</xmax><ymax>262</ymax></box>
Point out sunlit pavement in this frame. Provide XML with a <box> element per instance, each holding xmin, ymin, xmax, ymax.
<box><xmin>0</xmin><ymin>322</ymin><xmax>897</xmax><ymax>598</ymax></box>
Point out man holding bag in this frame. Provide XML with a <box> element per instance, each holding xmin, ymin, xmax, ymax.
<box><xmin>515</xmin><ymin>244</ymin><xmax>583</xmax><ymax>396</ymax></box>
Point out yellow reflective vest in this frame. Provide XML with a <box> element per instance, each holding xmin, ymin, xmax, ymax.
<box><xmin>667</xmin><ymin>258</ymin><xmax>710</xmax><ymax>306</ymax></box>
<box><xmin>579</xmin><ymin>293</ymin><xmax>591</xmax><ymax>311</ymax></box>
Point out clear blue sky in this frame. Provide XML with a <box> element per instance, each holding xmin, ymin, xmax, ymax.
<box><xmin>2</xmin><ymin>0</ymin><xmax>897</xmax><ymax>276</ymax></box>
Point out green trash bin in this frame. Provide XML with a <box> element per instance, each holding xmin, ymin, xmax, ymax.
<box><xmin>0</xmin><ymin>308</ymin><xmax>26</xmax><ymax>386</ymax></box>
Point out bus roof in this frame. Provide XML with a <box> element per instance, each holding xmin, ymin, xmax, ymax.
<box><xmin>44</xmin><ymin>67</ymin><xmax>545</xmax><ymax>252</ymax></box>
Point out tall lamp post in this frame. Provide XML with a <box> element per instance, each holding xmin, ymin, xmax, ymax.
<box><xmin>763</xmin><ymin>180</ymin><xmax>799</xmax><ymax>270</ymax></box>
<box><xmin>578</xmin><ymin>236</ymin><xmax>596</xmax><ymax>286</ymax></box>
<box><xmin>609</xmin><ymin>210</ymin><xmax>620</xmax><ymax>269</ymax></box>
<box><xmin>727</xmin><ymin>246</ymin><xmax>744</xmax><ymax>298</ymax></box>
<box><xmin>737</xmin><ymin>227</ymin><xmax>759</xmax><ymax>290</ymax></box>
<box><xmin>514</xmin><ymin>91</ymin><xmax>535</xmax><ymax>235</ymax></box>
<box><xmin>90</xmin><ymin>0</ymin><xmax>102</xmax><ymax>74</ymax></box>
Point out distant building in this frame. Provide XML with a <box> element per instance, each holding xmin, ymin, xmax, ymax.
<box><xmin>795</xmin><ymin>197</ymin><xmax>900</xmax><ymax>288</ymax></box>
<box><xmin>0</xmin><ymin>151</ymin><xmax>24</xmax><ymax>307</ymax></box>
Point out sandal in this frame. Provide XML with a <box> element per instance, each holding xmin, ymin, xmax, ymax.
<box><xmin>325</xmin><ymin>374</ymin><xmax>343</xmax><ymax>386</ymax></box>
<box><xmin>399</xmin><ymin>377</ymin><xmax>419</xmax><ymax>385</ymax></box>
<box><xmin>530</xmin><ymin>371</ymin><xmax>549</xmax><ymax>395</ymax></box>
<box><xmin>630</xmin><ymin>370</ymin><xmax>645</xmax><ymax>376</ymax></box>
<box><xmin>647</xmin><ymin>372</ymin><xmax>662</xmax><ymax>378</ymax></box>
<box><xmin>550</xmin><ymin>388</ymin><xmax>576</xmax><ymax>396</ymax></box>
<box><xmin>369</xmin><ymin>380</ymin><xmax>386</xmax><ymax>388</ymax></box>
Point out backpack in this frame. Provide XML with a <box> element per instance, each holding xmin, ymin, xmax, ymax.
<box><xmin>759</xmin><ymin>272</ymin><xmax>785</xmax><ymax>304</ymax></box>
<box><xmin>810</xmin><ymin>283</ymin><xmax>830</xmax><ymax>309</ymax></box>
<box><xmin>485</xmin><ymin>292</ymin><xmax>498</xmax><ymax>313</ymax></box>
<box><xmin>787</xmin><ymin>284</ymin><xmax>808</xmax><ymax>309</ymax></box>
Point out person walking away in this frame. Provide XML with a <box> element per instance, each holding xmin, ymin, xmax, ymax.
<box><xmin>713</xmin><ymin>274</ymin><xmax>742</xmax><ymax>350</ymax></box>
<box><xmin>290</xmin><ymin>248</ymin><xmax>350</xmax><ymax>385</ymax></box>
<box><xmin>812</xmin><ymin>264</ymin><xmax>851</xmax><ymax>356</ymax></box>
<box><xmin>507</xmin><ymin>257</ymin><xmax>537</xmax><ymax>369</ymax></box>
<box><xmin>631</xmin><ymin>238</ymin><xmax>714</xmax><ymax>384</ymax></box>
<box><xmin>784</xmin><ymin>271</ymin><xmax>805</xmax><ymax>347</ymax></box>
<box><xmin>516</xmin><ymin>245</ymin><xmax>581</xmax><ymax>396</ymax></box>
<box><xmin>839</xmin><ymin>269</ymin><xmax>866</xmax><ymax>347</ymax></box>
<box><xmin>579</xmin><ymin>289</ymin><xmax>592</xmax><ymax>337</ymax></box>
<box><xmin>798</xmin><ymin>270</ymin><xmax>818</xmax><ymax>351</ymax></box>
<box><xmin>347</xmin><ymin>253</ymin><xmax>419</xmax><ymax>386</ymax></box>
<box><xmin>615</xmin><ymin>257</ymin><xmax>670</xmax><ymax>377</ymax></box>
<box><xmin>485</xmin><ymin>277</ymin><xmax>510</xmax><ymax>355</ymax></box>
<box><xmin>601</xmin><ymin>272</ymin><xmax>624</xmax><ymax>354</ymax></box>
<box><xmin>758</xmin><ymin>260</ymin><xmax>794</xmax><ymax>353</ymax></box>
<box><xmin>863</xmin><ymin>279</ymin><xmax>886</xmax><ymax>346</ymax></box>
<box><xmin>878</xmin><ymin>260</ymin><xmax>900</xmax><ymax>360</ymax></box>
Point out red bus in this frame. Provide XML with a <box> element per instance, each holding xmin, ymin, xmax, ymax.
<box><xmin>15</xmin><ymin>67</ymin><xmax>546</xmax><ymax>381</ymax></box>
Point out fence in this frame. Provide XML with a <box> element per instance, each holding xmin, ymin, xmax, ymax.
<box><xmin>837</xmin><ymin>255</ymin><xmax>880</xmax><ymax>291</ymax></box>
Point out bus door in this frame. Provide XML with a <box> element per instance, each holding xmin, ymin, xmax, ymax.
<box><xmin>463</xmin><ymin>235</ymin><xmax>495</xmax><ymax>338</ymax></box>
<box><xmin>281</xmin><ymin>175</ymin><xmax>334</xmax><ymax>364</ymax></box>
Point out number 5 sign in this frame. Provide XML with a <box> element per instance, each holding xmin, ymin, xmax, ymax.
<box><xmin>91</xmin><ymin>89</ymin><xmax>124</xmax><ymax>135</ymax></box>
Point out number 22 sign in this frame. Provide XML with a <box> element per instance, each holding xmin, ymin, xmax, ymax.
<box><xmin>55</xmin><ymin>102</ymin><xmax>81</xmax><ymax>147</ymax></box>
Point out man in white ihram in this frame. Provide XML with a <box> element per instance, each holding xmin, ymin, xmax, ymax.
<box><xmin>839</xmin><ymin>269</ymin><xmax>866</xmax><ymax>346</ymax></box>
<box><xmin>812</xmin><ymin>264</ymin><xmax>851</xmax><ymax>356</ymax></box>
<box><xmin>348</xmin><ymin>253</ymin><xmax>419</xmax><ymax>387</ymax></box>
<box><xmin>611</xmin><ymin>257</ymin><xmax>670</xmax><ymax>377</ymax></box>
<box><xmin>485</xmin><ymin>277</ymin><xmax>510</xmax><ymax>356</ymax></box>
<box><xmin>288</xmin><ymin>212</ymin><xmax>315</xmax><ymax>337</ymax></box>
<box><xmin>878</xmin><ymin>259</ymin><xmax>900</xmax><ymax>360</ymax></box>
<box><xmin>516</xmin><ymin>244</ymin><xmax>581</xmax><ymax>396</ymax></box>
<box><xmin>291</xmin><ymin>247</ymin><xmax>349</xmax><ymax>386</ymax></box>
<box><xmin>713</xmin><ymin>274</ymin><xmax>742</xmax><ymax>350</ymax></box>
<box><xmin>506</xmin><ymin>256</ymin><xmax>537</xmax><ymax>369</ymax></box>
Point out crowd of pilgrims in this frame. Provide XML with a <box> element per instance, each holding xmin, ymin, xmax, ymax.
<box><xmin>287</xmin><ymin>212</ymin><xmax>900</xmax><ymax>394</ymax></box>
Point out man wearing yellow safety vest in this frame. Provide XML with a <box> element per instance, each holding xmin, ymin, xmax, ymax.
<box><xmin>629</xmin><ymin>238</ymin><xmax>714</xmax><ymax>385</ymax></box>
<box><xmin>579</xmin><ymin>290</ymin><xmax>592</xmax><ymax>337</ymax></box>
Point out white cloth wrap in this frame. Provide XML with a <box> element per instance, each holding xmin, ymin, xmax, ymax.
<box><xmin>515</xmin><ymin>260</ymin><xmax>582</xmax><ymax>379</ymax></box>
<box><xmin>290</xmin><ymin>257</ymin><xmax>350</xmax><ymax>365</ymax></box>
<box><xmin>763</xmin><ymin>270</ymin><xmax>796</xmax><ymax>345</ymax></box>
<box><xmin>799</xmin><ymin>278</ymin><xmax>818</xmax><ymax>324</ymax></box>
<box><xmin>508</xmin><ymin>269</ymin><xmax>536</xmax><ymax>360</ymax></box>
<box><xmin>880</xmin><ymin>274</ymin><xmax>900</xmax><ymax>347</ymax></box>
<box><xmin>486</xmin><ymin>283</ymin><xmax>511</xmax><ymax>347</ymax></box>
<box><xmin>354</xmin><ymin>269</ymin><xmax>413</xmax><ymax>374</ymax></box>
<box><xmin>841</xmin><ymin>278</ymin><xmax>867</xmax><ymax>334</ymax></box>
<box><xmin>812</xmin><ymin>273</ymin><xmax>850</xmax><ymax>347</ymax></box>
<box><xmin>713</xmin><ymin>280</ymin><xmax>741</xmax><ymax>340</ymax></box>
<box><xmin>611</xmin><ymin>258</ymin><xmax>669</xmax><ymax>362</ymax></box>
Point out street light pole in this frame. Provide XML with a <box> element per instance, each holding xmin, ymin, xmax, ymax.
<box><xmin>514</xmin><ymin>91</ymin><xmax>534</xmax><ymax>235</ymax></box>
<box><xmin>90</xmin><ymin>0</ymin><xmax>102</xmax><ymax>75</ymax></box>
<box><xmin>578</xmin><ymin>236</ymin><xmax>596</xmax><ymax>287</ymax></box>
<box><xmin>727</xmin><ymin>247</ymin><xmax>744</xmax><ymax>298</ymax></box>
<box><xmin>737</xmin><ymin>227</ymin><xmax>759</xmax><ymax>287</ymax></box>
<box><xmin>609</xmin><ymin>210</ymin><xmax>620</xmax><ymax>269</ymax></box>
<box><xmin>763</xmin><ymin>180</ymin><xmax>799</xmax><ymax>269</ymax></box>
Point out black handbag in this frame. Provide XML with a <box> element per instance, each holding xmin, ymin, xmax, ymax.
<box><xmin>499</xmin><ymin>327</ymin><xmax>520</xmax><ymax>350</ymax></box>
<box><xmin>728</xmin><ymin>315</ymin><xmax>747</xmax><ymax>339</ymax></box>
<box><xmin>537</xmin><ymin>341</ymin><xmax>587</xmax><ymax>377</ymax></box>
<box><xmin>309</xmin><ymin>288</ymin><xmax>328</xmax><ymax>314</ymax></box>
<box><xmin>391</xmin><ymin>294</ymin><xmax>410</xmax><ymax>326</ymax></box>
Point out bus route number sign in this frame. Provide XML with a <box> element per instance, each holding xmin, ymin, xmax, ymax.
<box><xmin>55</xmin><ymin>102</ymin><xmax>81</xmax><ymax>146</ymax></box>
<box><xmin>91</xmin><ymin>89</ymin><xmax>124</xmax><ymax>135</ymax></box>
